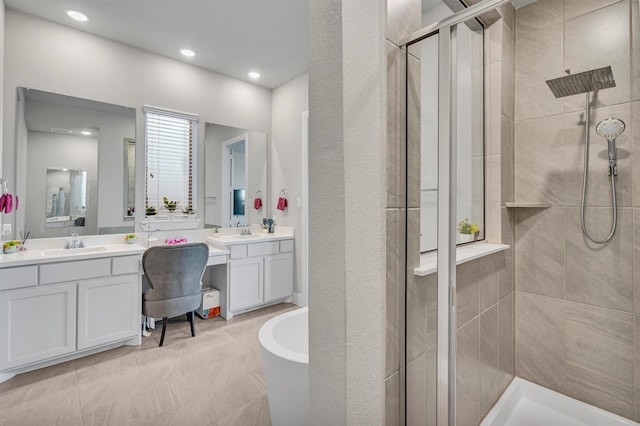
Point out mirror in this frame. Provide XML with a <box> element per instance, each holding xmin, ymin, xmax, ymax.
<box><xmin>204</xmin><ymin>123</ymin><xmax>268</xmax><ymax>228</ymax></box>
<box><xmin>17</xmin><ymin>87</ymin><xmax>136</xmax><ymax>238</ymax></box>
<box><xmin>44</xmin><ymin>168</ymin><xmax>87</xmax><ymax>227</ymax></box>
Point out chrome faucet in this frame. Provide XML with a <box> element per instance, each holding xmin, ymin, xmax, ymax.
<box><xmin>240</xmin><ymin>226</ymin><xmax>252</xmax><ymax>236</ymax></box>
<box><xmin>64</xmin><ymin>232</ymin><xmax>85</xmax><ymax>249</ymax></box>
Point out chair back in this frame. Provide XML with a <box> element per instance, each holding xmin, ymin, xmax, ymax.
<box><xmin>142</xmin><ymin>243</ymin><xmax>209</xmax><ymax>303</ymax></box>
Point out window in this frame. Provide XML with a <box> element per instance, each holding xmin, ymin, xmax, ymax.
<box><xmin>143</xmin><ymin>106</ymin><xmax>198</xmax><ymax>211</ymax></box>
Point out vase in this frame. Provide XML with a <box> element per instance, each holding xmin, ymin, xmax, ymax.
<box><xmin>457</xmin><ymin>233</ymin><xmax>475</xmax><ymax>244</ymax></box>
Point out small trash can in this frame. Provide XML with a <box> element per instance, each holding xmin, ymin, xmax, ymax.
<box><xmin>196</xmin><ymin>287</ymin><xmax>220</xmax><ymax>319</ymax></box>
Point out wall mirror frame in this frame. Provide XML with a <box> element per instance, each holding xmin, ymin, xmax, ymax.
<box><xmin>204</xmin><ymin>123</ymin><xmax>268</xmax><ymax>229</ymax></box>
<box><xmin>15</xmin><ymin>87</ymin><xmax>136</xmax><ymax>238</ymax></box>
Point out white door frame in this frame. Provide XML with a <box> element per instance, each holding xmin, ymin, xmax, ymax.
<box><xmin>221</xmin><ymin>134</ymin><xmax>248</xmax><ymax>228</ymax></box>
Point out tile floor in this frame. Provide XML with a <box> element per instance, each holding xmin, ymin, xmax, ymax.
<box><xmin>0</xmin><ymin>303</ymin><xmax>298</xmax><ymax>426</ymax></box>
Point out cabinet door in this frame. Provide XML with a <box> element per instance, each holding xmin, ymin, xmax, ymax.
<box><xmin>264</xmin><ymin>252</ymin><xmax>294</xmax><ymax>303</ymax></box>
<box><xmin>229</xmin><ymin>257</ymin><xmax>263</xmax><ymax>311</ymax></box>
<box><xmin>77</xmin><ymin>274</ymin><xmax>140</xmax><ymax>350</ymax></box>
<box><xmin>0</xmin><ymin>283</ymin><xmax>76</xmax><ymax>369</ymax></box>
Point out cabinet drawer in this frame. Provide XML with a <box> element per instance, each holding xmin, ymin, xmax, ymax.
<box><xmin>40</xmin><ymin>258</ymin><xmax>111</xmax><ymax>284</ymax></box>
<box><xmin>112</xmin><ymin>256</ymin><xmax>141</xmax><ymax>275</ymax></box>
<box><xmin>229</xmin><ymin>245</ymin><xmax>247</xmax><ymax>259</ymax></box>
<box><xmin>279</xmin><ymin>239</ymin><xmax>294</xmax><ymax>253</ymax></box>
<box><xmin>0</xmin><ymin>266</ymin><xmax>38</xmax><ymax>291</ymax></box>
<box><xmin>247</xmin><ymin>241</ymin><xmax>279</xmax><ymax>257</ymax></box>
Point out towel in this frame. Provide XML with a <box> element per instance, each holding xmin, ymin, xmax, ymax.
<box><xmin>276</xmin><ymin>196</ymin><xmax>287</xmax><ymax>211</ymax></box>
<box><xmin>0</xmin><ymin>194</ymin><xmax>4</xmax><ymax>212</ymax></box>
<box><xmin>3</xmin><ymin>194</ymin><xmax>12</xmax><ymax>214</ymax></box>
<box><xmin>254</xmin><ymin>197</ymin><xmax>262</xmax><ymax>210</ymax></box>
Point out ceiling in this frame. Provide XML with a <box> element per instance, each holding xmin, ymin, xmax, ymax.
<box><xmin>4</xmin><ymin>0</ymin><xmax>309</xmax><ymax>90</ymax></box>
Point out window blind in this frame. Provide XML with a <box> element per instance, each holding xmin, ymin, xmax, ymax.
<box><xmin>143</xmin><ymin>106</ymin><xmax>198</xmax><ymax>211</ymax></box>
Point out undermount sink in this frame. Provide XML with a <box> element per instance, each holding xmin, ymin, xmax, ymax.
<box><xmin>41</xmin><ymin>246</ymin><xmax>109</xmax><ymax>256</ymax></box>
<box><xmin>233</xmin><ymin>234</ymin><xmax>266</xmax><ymax>239</ymax></box>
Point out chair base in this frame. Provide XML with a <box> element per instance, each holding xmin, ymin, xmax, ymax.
<box><xmin>157</xmin><ymin>311</ymin><xmax>196</xmax><ymax>347</ymax></box>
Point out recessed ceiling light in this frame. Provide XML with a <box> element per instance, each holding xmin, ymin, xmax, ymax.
<box><xmin>81</xmin><ymin>131</ymin><xmax>92</xmax><ymax>135</ymax></box>
<box><xmin>180</xmin><ymin>48</ymin><xmax>196</xmax><ymax>57</ymax></box>
<box><xmin>248</xmin><ymin>71</ymin><xmax>261</xmax><ymax>80</ymax></box>
<box><xmin>65</xmin><ymin>10</ymin><xmax>88</xmax><ymax>22</ymax></box>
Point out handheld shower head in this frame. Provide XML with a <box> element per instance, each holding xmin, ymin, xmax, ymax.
<box><xmin>596</xmin><ymin>117</ymin><xmax>625</xmax><ymax>141</ymax></box>
<box><xmin>596</xmin><ymin>117</ymin><xmax>625</xmax><ymax>176</ymax></box>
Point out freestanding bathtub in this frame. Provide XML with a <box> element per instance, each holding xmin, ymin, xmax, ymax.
<box><xmin>259</xmin><ymin>307</ymin><xmax>308</xmax><ymax>426</ymax></box>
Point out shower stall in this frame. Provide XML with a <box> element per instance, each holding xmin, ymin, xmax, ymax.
<box><xmin>401</xmin><ymin>0</ymin><xmax>639</xmax><ymax>424</ymax></box>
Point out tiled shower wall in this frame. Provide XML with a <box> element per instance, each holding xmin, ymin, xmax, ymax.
<box><xmin>384</xmin><ymin>2</ymin><xmax>517</xmax><ymax>425</ymax></box>
<box><xmin>514</xmin><ymin>0</ymin><xmax>640</xmax><ymax>421</ymax></box>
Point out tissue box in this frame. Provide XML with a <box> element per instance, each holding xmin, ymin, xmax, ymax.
<box><xmin>196</xmin><ymin>287</ymin><xmax>220</xmax><ymax>319</ymax></box>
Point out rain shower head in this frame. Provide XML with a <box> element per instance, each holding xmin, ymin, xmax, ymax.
<box><xmin>596</xmin><ymin>117</ymin><xmax>625</xmax><ymax>141</ymax></box>
<box><xmin>545</xmin><ymin>66</ymin><xmax>616</xmax><ymax>98</ymax></box>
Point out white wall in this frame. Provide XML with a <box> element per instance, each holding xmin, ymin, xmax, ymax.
<box><xmin>309</xmin><ymin>0</ymin><xmax>385</xmax><ymax>423</ymax></box>
<box><xmin>271</xmin><ymin>73</ymin><xmax>308</xmax><ymax>298</ymax></box>
<box><xmin>26</xmin><ymin>132</ymin><xmax>98</xmax><ymax>238</ymax></box>
<box><xmin>3</xmin><ymin>10</ymin><xmax>272</xmax><ymax>238</ymax></box>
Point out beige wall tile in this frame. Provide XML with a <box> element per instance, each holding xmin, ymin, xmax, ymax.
<box><xmin>407</xmin><ymin>53</ymin><xmax>421</xmax><ymax>209</ymax></box>
<box><xmin>635</xmin><ymin>209</ymin><xmax>640</xmax><ymax>313</ymax></box>
<box><xmin>425</xmin><ymin>272</ymin><xmax>438</xmax><ymax>352</ymax></box>
<box><xmin>515</xmin><ymin>0</ymin><xmax>564</xmax><ymax>31</ymax></box>
<box><xmin>406</xmin><ymin>352</ymin><xmax>427</xmax><ymax>425</ymax></box>
<box><xmin>486</xmin><ymin>62</ymin><xmax>502</xmax><ymax>156</ymax></box>
<box><xmin>457</xmin><ymin>261</ymin><xmax>480</xmax><ymax>327</ymax></box>
<box><xmin>479</xmin><ymin>257</ymin><xmax>500</xmax><ymax>312</ymax></box>
<box><xmin>565</xmin><ymin>364</ymin><xmax>634</xmax><ymax>420</ymax></box>
<box><xmin>386</xmin><ymin>41</ymin><xmax>405</xmax><ymax>209</ymax></box>
<box><xmin>498</xmin><ymin>293</ymin><xmax>515</xmax><ymax>391</ymax></box>
<box><xmin>386</xmin><ymin>209</ymin><xmax>404</xmax><ymax>376</ymax></box>
<box><xmin>633</xmin><ymin>0</ymin><xmax>640</xmax><ymax>101</ymax></box>
<box><xmin>485</xmin><ymin>21</ymin><xmax>503</xmax><ymax>65</ymax></box>
<box><xmin>564</xmin><ymin>0</ymin><xmax>624</xmax><ymax>20</ymax></box>
<box><xmin>515</xmin><ymin>207</ymin><xmax>565</xmax><ymax>298</ymax></box>
<box><xmin>457</xmin><ymin>318</ymin><xmax>481</xmax><ymax>426</ymax></box>
<box><xmin>632</xmin><ymin>103</ymin><xmax>640</xmax><ymax>207</ymax></box>
<box><xmin>480</xmin><ymin>306</ymin><xmax>501</xmax><ymax>419</ymax></box>
<box><xmin>566</xmin><ymin>302</ymin><xmax>634</xmax><ymax>385</ymax></box>
<box><xmin>386</xmin><ymin>0</ymin><xmax>421</xmax><ymax>46</ymax></box>
<box><xmin>515</xmin><ymin>23</ymin><xmax>564</xmax><ymax>121</ymax></box>
<box><xmin>563</xmin><ymin>1</ymin><xmax>630</xmax><ymax>112</ymax></box>
<box><xmin>501</xmin><ymin>117</ymin><xmax>514</xmax><ymax>204</ymax></box>
<box><xmin>385</xmin><ymin>371</ymin><xmax>401</xmax><ymax>426</ymax></box>
<box><xmin>498</xmin><ymin>246</ymin><xmax>514</xmax><ymax>300</ymax></box>
<box><xmin>407</xmin><ymin>273</ymin><xmax>427</xmax><ymax>363</ymax></box>
<box><xmin>635</xmin><ymin>315</ymin><xmax>640</xmax><ymax>422</ymax></box>
<box><xmin>485</xmin><ymin>154</ymin><xmax>502</xmax><ymax>243</ymax></box>
<box><xmin>565</xmin><ymin>207</ymin><xmax>633</xmax><ymax>312</ymax></box>
<box><xmin>501</xmin><ymin>56</ymin><xmax>515</xmax><ymax>121</ymax></box>
<box><xmin>498</xmin><ymin>3</ymin><xmax>515</xmax><ymax>32</ymax></box>
<box><xmin>515</xmin><ymin>292</ymin><xmax>566</xmax><ymax>393</ymax></box>
<box><xmin>564</xmin><ymin>105</ymin><xmax>632</xmax><ymax>208</ymax></box>
<box><xmin>514</xmin><ymin>115</ymin><xmax>565</xmax><ymax>205</ymax></box>
<box><xmin>426</xmin><ymin>347</ymin><xmax>437</xmax><ymax>426</ymax></box>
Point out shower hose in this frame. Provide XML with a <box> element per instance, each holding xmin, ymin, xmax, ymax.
<box><xmin>580</xmin><ymin>92</ymin><xmax>617</xmax><ymax>244</ymax></box>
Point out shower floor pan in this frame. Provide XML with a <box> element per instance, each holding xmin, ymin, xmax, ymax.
<box><xmin>481</xmin><ymin>378</ymin><xmax>639</xmax><ymax>426</ymax></box>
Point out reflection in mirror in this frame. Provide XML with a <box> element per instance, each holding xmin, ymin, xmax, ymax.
<box><xmin>45</xmin><ymin>168</ymin><xmax>87</xmax><ymax>227</ymax></box>
<box><xmin>124</xmin><ymin>138</ymin><xmax>136</xmax><ymax>218</ymax></box>
<box><xmin>17</xmin><ymin>87</ymin><xmax>136</xmax><ymax>238</ymax></box>
<box><xmin>204</xmin><ymin>123</ymin><xmax>267</xmax><ymax>228</ymax></box>
<box><xmin>410</xmin><ymin>2</ymin><xmax>485</xmax><ymax>252</ymax></box>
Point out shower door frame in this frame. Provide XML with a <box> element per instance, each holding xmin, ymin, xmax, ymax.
<box><xmin>402</xmin><ymin>0</ymin><xmax>511</xmax><ymax>424</ymax></box>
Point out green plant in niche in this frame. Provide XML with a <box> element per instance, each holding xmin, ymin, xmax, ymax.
<box><xmin>457</xmin><ymin>218</ymin><xmax>479</xmax><ymax>235</ymax></box>
<box><xmin>163</xmin><ymin>197</ymin><xmax>180</xmax><ymax>212</ymax></box>
<box><xmin>145</xmin><ymin>206</ymin><xmax>157</xmax><ymax>216</ymax></box>
<box><xmin>182</xmin><ymin>205</ymin><xmax>195</xmax><ymax>215</ymax></box>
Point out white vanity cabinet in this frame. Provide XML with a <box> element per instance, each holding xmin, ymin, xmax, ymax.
<box><xmin>210</xmin><ymin>236</ymin><xmax>294</xmax><ymax>320</ymax></box>
<box><xmin>0</xmin><ymin>282</ymin><xmax>76</xmax><ymax>369</ymax></box>
<box><xmin>0</xmin><ymin>251</ymin><xmax>143</xmax><ymax>381</ymax></box>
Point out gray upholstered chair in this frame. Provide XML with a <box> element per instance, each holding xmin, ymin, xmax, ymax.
<box><xmin>142</xmin><ymin>243</ymin><xmax>209</xmax><ymax>346</ymax></box>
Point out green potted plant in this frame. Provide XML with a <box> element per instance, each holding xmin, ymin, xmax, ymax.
<box><xmin>457</xmin><ymin>218</ymin><xmax>479</xmax><ymax>243</ymax></box>
<box><xmin>125</xmin><ymin>233</ymin><xmax>136</xmax><ymax>244</ymax></box>
<box><xmin>145</xmin><ymin>206</ymin><xmax>157</xmax><ymax>216</ymax></box>
<box><xmin>182</xmin><ymin>205</ymin><xmax>196</xmax><ymax>215</ymax></box>
<box><xmin>163</xmin><ymin>197</ymin><xmax>180</xmax><ymax>212</ymax></box>
<box><xmin>3</xmin><ymin>240</ymin><xmax>21</xmax><ymax>254</ymax></box>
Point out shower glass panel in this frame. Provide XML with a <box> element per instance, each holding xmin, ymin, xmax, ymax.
<box><xmin>405</xmin><ymin>6</ymin><xmax>485</xmax><ymax>425</ymax></box>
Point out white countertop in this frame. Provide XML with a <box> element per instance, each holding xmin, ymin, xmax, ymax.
<box><xmin>0</xmin><ymin>243</ymin><xmax>147</xmax><ymax>268</ymax></box>
<box><xmin>207</xmin><ymin>232</ymin><xmax>293</xmax><ymax>248</ymax></box>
